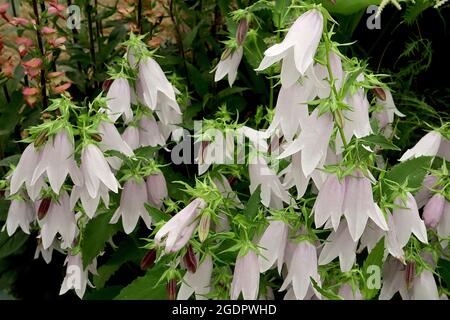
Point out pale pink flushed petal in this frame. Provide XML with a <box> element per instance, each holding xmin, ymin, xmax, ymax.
<box><xmin>279</xmin><ymin>152</ymin><xmax>311</xmax><ymax>198</ymax></box>
<box><xmin>214</xmin><ymin>47</ymin><xmax>243</xmax><ymax>87</ymax></box>
<box><xmin>139</xmin><ymin>116</ymin><xmax>166</xmax><ymax>147</ymax></box>
<box><xmin>110</xmin><ymin>179</ymin><xmax>150</xmax><ymax>234</ymax></box>
<box><xmin>280</xmin><ymin>241</ymin><xmax>321</xmax><ymax>300</ymax></box>
<box><xmin>267</xmin><ymin>82</ymin><xmax>311</xmax><ymax>141</ymax></box>
<box><xmin>392</xmin><ymin>193</ymin><xmax>428</xmax><ymax>248</ymax></box>
<box><xmin>338</xmin><ymin>283</ymin><xmax>362</xmax><ymax>300</ymax></box>
<box><xmin>177</xmin><ymin>255</ymin><xmax>213</xmax><ymax>300</ymax></box>
<box><xmin>318</xmin><ymin>221</ymin><xmax>357</xmax><ymax>272</ymax></box>
<box><xmin>379</xmin><ymin>258</ymin><xmax>407</xmax><ymax>300</ymax></box>
<box><xmin>146</xmin><ymin>172</ymin><xmax>168</xmax><ymax>209</ymax></box>
<box><xmin>9</xmin><ymin>143</ymin><xmax>41</xmax><ymax>195</ymax></box>
<box><xmin>312</xmin><ymin>51</ymin><xmax>344</xmax><ymax>99</ymax></box>
<box><xmin>414</xmin><ymin>174</ymin><xmax>438</xmax><ymax>208</ymax></box>
<box><xmin>386</xmin><ymin>212</ymin><xmax>405</xmax><ymax>260</ymax></box>
<box><xmin>31</xmin><ymin>130</ymin><xmax>82</xmax><ymax>193</ymax></box>
<box><xmin>98</xmin><ymin>121</ymin><xmax>133</xmax><ymax>156</ymax></box>
<box><xmin>368</xmin><ymin>203</ymin><xmax>389</xmax><ymax>231</ymax></box>
<box><xmin>399</xmin><ymin>131</ymin><xmax>442</xmax><ymax>162</ymax></box>
<box><xmin>38</xmin><ymin>192</ymin><xmax>76</xmax><ymax>250</ymax></box>
<box><xmin>423</xmin><ymin>193</ymin><xmax>445</xmax><ymax>229</ymax></box>
<box><xmin>278</xmin><ymin>109</ymin><xmax>333</xmax><ymax>177</ymax></box>
<box><xmin>5</xmin><ymin>199</ymin><xmax>35</xmax><ymax>236</ymax></box>
<box><xmin>258</xmin><ymin>220</ymin><xmax>288</xmax><ymax>273</ymax></box>
<box><xmin>280</xmin><ymin>50</ymin><xmax>301</xmax><ymax>88</ymax></box>
<box><xmin>437</xmin><ymin>201</ymin><xmax>450</xmax><ymax>239</ymax></box>
<box><xmin>249</xmin><ymin>155</ymin><xmax>291</xmax><ymax>209</ymax></box>
<box><xmin>437</xmin><ymin>136</ymin><xmax>450</xmax><ymax>161</ymax></box>
<box><xmin>59</xmin><ymin>253</ymin><xmax>96</xmax><ymax>299</ymax></box>
<box><xmin>104</xmin><ymin>78</ymin><xmax>133</xmax><ymax>123</ymax></box>
<box><xmin>231</xmin><ymin>250</ymin><xmax>260</xmax><ymax>300</ymax></box>
<box><xmin>342</xmin><ymin>172</ymin><xmax>372</xmax><ymax>242</ymax></box>
<box><xmin>155</xmin><ymin>198</ymin><xmax>206</xmax><ymax>253</ymax></box>
<box><xmin>312</xmin><ymin>174</ymin><xmax>345</xmax><ymax>230</ymax></box>
<box><xmin>122</xmin><ymin>126</ymin><xmax>140</xmax><ymax>151</ymax></box>
<box><xmin>411</xmin><ymin>269</ymin><xmax>439</xmax><ymax>300</ymax></box>
<box><xmin>256</xmin><ymin>9</ymin><xmax>323</xmax><ymax>85</ymax></box>
<box><xmin>358</xmin><ymin>221</ymin><xmax>384</xmax><ymax>254</ymax></box>
<box><xmin>81</xmin><ymin>144</ymin><xmax>119</xmax><ymax>198</ymax></box>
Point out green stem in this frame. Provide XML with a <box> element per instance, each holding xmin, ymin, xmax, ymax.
<box><xmin>269</xmin><ymin>78</ymin><xmax>274</xmax><ymax>109</ymax></box>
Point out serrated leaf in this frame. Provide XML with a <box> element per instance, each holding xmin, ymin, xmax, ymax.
<box><xmin>362</xmin><ymin>238</ymin><xmax>385</xmax><ymax>299</ymax></box>
<box><xmin>94</xmin><ymin>238</ymin><xmax>145</xmax><ymax>289</ymax></box>
<box><xmin>0</xmin><ymin>155</ymin><xmax>20</xmax><ymax>167</ymax></box>
<box><xmin>0</xmin><ymin>230</ymin><xmax>28</xmax><ymax>259</ymax></box>
<box><xmin>114</xmin><ymin>264</ymin><xmax>167</xmax><ymax>300</ymax></box>
<box><xmin>245</xmin><ymin>185</ymin><xmax>261</xmax><ymax>220</ymax></box>
<box><xmin>82</xmin><ymin>211</ymin><xmax>120</xmax><ymax>268</ymax></box>
<box><xmin>382</xmin><ymin>156</ymin><xmax>433</xmax><ymax>190</ymax></box>
<box><xmin>310</xmin><ymin>277</ymin><xmax>344</xmax><ymax>300</ymax></box>
<box><xmin>360</xmin><ymin>134</ymin><xmax>400</xmax><ymax>151</ymax></box>
<box><xmin>144</xmin><ymin>203</ymin><xmax>171</xmax><ymax>223</ymax></box>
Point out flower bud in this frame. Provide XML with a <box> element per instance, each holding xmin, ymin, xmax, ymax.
<box><xmin>140</xmin><ymin>249</ymin><xmax>157</xmax><ymax>270</ymax></box>
<box><xmin>167</xmin><ymin>278</ymin><xmax>177</xmax><ymax>300</ymax></box>
<box><xmin>405</xmin><ymin>260</ymin><xmax>416</xmax><ymax>289</ymax></box>
<box><xmin>373</xmin><ymin>87</ymin><xmax>386</xmax><ymax>101</ymax></box>
<box><xmin>38</xmin><ymin>197</ymin><xmax>52</xmax><ymax>220</ymax></box>
<box><xmin>236</xmin><ymin>18</ymin><xmax>249</xmax><ymax>46</ymax></box>
<box><xmin>423</xmin><ymin>194</ymin><xmax>445</xmax><ymax>228</ymax></box>
<box><xmin>198</xmin><ymin>213</ymin><xmax>210</xmax><ymax>243</ymax></box>
<box><xmin>34</xmin><ymin>130</ymin><xmax>48</xmax><ymax>147</ymax></box>
<box><xmin>183</xmin><ymin>244</ymin><xmax>197</xmax><ymax>273</ymax></box>
<box><xmin>220</xmin><ymin>47</ymin><xmax>232</xmax><ymax>61</ymax></box>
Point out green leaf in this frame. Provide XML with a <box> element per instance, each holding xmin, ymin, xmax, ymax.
<box><xmin>310</xmin><ymin>277</ymin><xmax>344</xmax><ymax>300</ymax></box>
<box><xmin>361</xmin><ymin>238</ymin><xmax>385</xmax><ymax>299</ymax></box>
<box><xmin>84</xmin><ymin>286</ymin><xmax>123</xmax><ymax>300</ymax></box>
<box><xmin>360</xmin><ymin>134</ymin><xmax>400</xmax><ymax>151</ymax></box>
<box><xmin>0</xmin><ymin>155</ymin><xmax>20</xmax><ymax>167</ymax></box>
<box><xmin>82</xmin><ymin>211</ymin><xmax>120</xmax><ymax>268</ymax></box>
<box><xmin>114</xmin><ymin>264</ymin><xmax>167</xmax><ymax>300</ymax></box>
<box><xmin>244</xmin><ymin>185</ymin><xmax>261</xmax><ymax>220</ymax></box>
<box><xmin>437</xmin><ymin>258</ymin><xmax>450</xmax><ymax>290</ymax></box>
<box><xmin>144</xmin><ymin>203</ymin><xmax>171</xmax><ymax>223</ymax></box>
<box><xmin>319</xmin><ymin>0</ymin><xmax>382</xmax><ymax>15</ymax></box>
<box><xmin>0</xmin><ymin>230</ymin><xmax>29</xmax><ymax>259</ymax></box>
<box><xmin>94</xmin><ymin>238</ymin><xmax>145</xmax><ymax>289</ymax></box>
<box><xmin>382</xmin><ymin>156</ymin><xmax>433</xmax><ymax>190</ymax></box>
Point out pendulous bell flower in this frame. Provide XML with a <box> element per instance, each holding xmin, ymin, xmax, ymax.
<box><xmin>59</xmin><ymin>253</ymin><xmax>97</xmax><ymax>299</ymax></box>
<box><xmin>155</xmin><ymin>198</ymin><xmax>207</xmax><ymax>253</ymax></box>
<box><xmin>391</xmin><ymin>192</ymin><xmax>428</xmax><ymax>248</ymax></box>
<box><xmin>280</xmin><ymin>241</ymin><xmax>321</xmax><ymax>300</ymax></box>
<box><xmin>31</xmin><ymin>130</ymin><xmax>83</xmax><ymax>194</ymax></box>
<box><xmin>231</xmin><ymin>250</ymin><xmax>260</xmax><ymax>300</ymax></box>
<box><xmin>80</xmin><ymin>144</ymin><xmax>120</xmax><ymax>199</ymax></box>
<box><xmin>4</xmin><ymin>198</ymin><xmax>35</xmax><ymax>236</ymax></box>
<box><xmin>9</xmin><ymin>143</ymin><xmax>41</xmax><ymax>196</ymax></box>
<box><xmin>177</xmin><ymin>255</ymin><xmax>213</xmax><ymax>300</ymax></box>
<box><xmin>399</xmin><ymin>131</ymin><xmax>450</xmax><ymax>162</ymax></box>
<box><xmin>70</xmin><ymin>183</ymin><xmax>110</xmax><ymax>219</ymax></box>
<box><xmin>256</xmin><ymin>9</ymin><xmax>324</xmax><ymax>87</ymax></box>
<box><xmin>318</xmin><ymin>221</ymin><xmax>358</xmax><ymax>272</ymax></box>
<box><xmin>423</xmin><ymin>193</ymin><xmax>445</xmax><ymax>229</ymax></box>
<box><xmin>104</xmin><ymin>77</ymin><xmax>133</xmax><ymax>123</ymax></box>
<box><xmin>110</xmin><ymin>179</ymin><xmax>152</xmax><ymax>234</ymax></box>
<box><xmin>146</xmin><ymin>172</ymin><xmax>168</xmax><ymax>209</ymax></box>
<box><xmin>38</xmin><ymin>191</ymin><xmax>76</xmax><ymax>250</ymax></box>
<box><xmin>249</xmin><ymin>155</ymin><xmax>291</xmax><ymax>209</ymax></box>
<box><xmin>97</xmin><ymin>121</ymin><xmax>134</xmax><ymax>170</ymax></box>
<box><xmin>214</xmin><ymin>47</ymin><xmax>243</xmax><ymax>87</ymax></box>
<box><xmin>258</xmin><ymin>220</ymin><xmax>289</xmax><ymax>273</ymax></box>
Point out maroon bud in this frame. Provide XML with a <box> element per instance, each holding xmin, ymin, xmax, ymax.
<box><xmin>35</xmin><ymin>131</ymin><xmax>48</xmax><ymax>147</ymax></box>
<box><xmin>90</xmin><ymin>133</ymin><xmax>103</xmax><ymax>142</ymax></box>
<box><xmin>38</xmin><ymin>198</ymin><xmax>52</xmax><ymax>220</ymax></box>
<box><xmin>236</xmin><ymin>18</ymin><xmax>249</xmax><ymax>46</ymax></box>
<box><xmin>373</xmin><ymin>87</ymin><xmax>386</xmax><ymax>101</ymax></box>
<box><xmin>102</xmin><ymin>79</ymin><xmax>113</xmax><ymax>92</ymax></box>
<box><xmin>167</xmin><ymin>278</ymin><xmax>177</xmax><ymax>300</ymax></box>
<box><xmin>183</xmin><ymin>244</ymin><xmax>197</xmax><ymax>273</ymax></box>
<box><xmin>405</xmin><ymin>261</ymin><xmax>416</xmax><ymax>289</ymax></box>
<box><xmin>140</xmin><ymin>249</ymin><xmax>157</xmax><ymax>270</ymax></box>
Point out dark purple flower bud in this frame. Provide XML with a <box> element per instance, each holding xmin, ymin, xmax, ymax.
<box><xmin>236</xmin><ymin>18</ymin><xmax>249</xmax><ymax>46</ymax></box>
<box><xmin>183</xmin><ymin>244</ymin><xmax>197</xmax><ymax>273</ymax></box>
<box><xmin>38</xmin><ymin>197</ymin><xmax>52</xmax><ymax>220</ymax></box>
<box><xmin>373</xmin><ymin>87</ymin><xmax>387</xmax><ymax>101</ymax></box>
<box><xmin>405</xmin><ymin>261</ymin><xmax>416</xmax><ymax>289</ymax></box>
<box><xmin>167</xmin><ymin>278</ymin><xmax>177</xmax><ymax>300</ymax></box>
<box><xmin>140</xmin><ymin>249</ymin><xmax>157</xmax><ymax>271</ymax></box>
